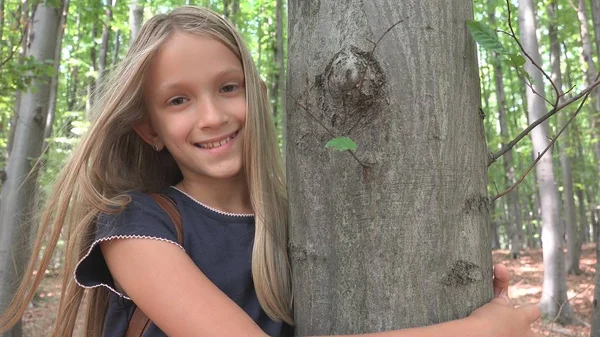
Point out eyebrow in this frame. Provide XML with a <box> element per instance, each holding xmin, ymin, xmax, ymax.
<box><xmin>154</xmin><ymin>67</ymin><xmax>244</xmax><ymax>95</ymax></box>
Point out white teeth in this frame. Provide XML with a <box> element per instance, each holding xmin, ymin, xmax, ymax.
<box><xmin>197</xmin><ymin>132</ymin><xmax>236</xmax><ymax>149</ymax></box>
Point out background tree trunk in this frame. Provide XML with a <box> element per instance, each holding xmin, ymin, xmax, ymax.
<box><xmin>129</xmin><ymin>0</ymin><xmax>143</xmax><ymax>45</ymax></box>
<box><xmin>518</xmin><ymin>0</ymin><xmax>573</xmax><ymax>323</ymax></box>
<box><xmin>489</xmin><ymin>3</ymin><xmax>523</xmax><ymax>258</ymax></box>
<box><xmin>44</xmin><ymin>0</ymin><xmax>69</xmax><ymax>144</ymax></box>
<box><xmin>593</xmin><ymin>237</ymin><xmax>600</xmax><ymax>336</ymax></box>
<box><xmin>588</xmin><ymin>0</ymin><xmax>600</xmax><ymax>176</ymax></box>
<box><xmin>86</xmin><ymin>23</ymin><xmax>98</xmax><ymax>116</ymax></box>
<box><xmin>287</xmin><ymin>0</ymin><xmax>491</xmax><ymax>334</ymax></box>
<box><xmin>553</xmin><ymin>0</ymin><xmax>581</xmax><ymax>275</ymax></box>
<box><xmin>270</xmin><ymin>0</ymin><xmax>284</xmax><ymax>124</ymax></box>
<box><xmin>0</xmin><ymin>2</ymin><xmax>62</xmax><ymax>337</ymax></box>
<box><xmin>97</xmin><ymin>0</ymin><xmax>116</xmax><ymax>90</ymax></box>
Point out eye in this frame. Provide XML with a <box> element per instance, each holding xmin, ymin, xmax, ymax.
<box><xmin>167</xmin><ymin>97</ymin><xmax>188</xmax><ymax>106</ymax></box>
<box><xmin>220</xmin><ymin>84</ymin><xmax>239</xmax><ymax>93</ymax></box>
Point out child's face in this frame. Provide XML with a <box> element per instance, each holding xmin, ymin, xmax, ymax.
<box><xmin>141</xmin><ymin>33</ymin><xmax>247</xmax><ymax>182</ymax></box>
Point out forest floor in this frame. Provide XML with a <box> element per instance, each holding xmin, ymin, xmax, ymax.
<box><xmin>22</xmin><ymin>244</ymin><xmax>598</xmax><ymax>336</ymax></box>
<box><xmin>493</xmin><ymin>243</ymin><xmax>597</xmax><ymax>337</ymax></box>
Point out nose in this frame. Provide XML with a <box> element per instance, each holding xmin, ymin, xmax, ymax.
<box><xmin>195</xmin><ymin>96</ymin><xmax>228</xmax><ymax>129</ymax></box>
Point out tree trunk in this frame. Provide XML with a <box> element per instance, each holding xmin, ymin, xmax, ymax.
<box><xmin>287</xmin><ymin>1</ymin><xmax>491</xmax><ymax>334</ymax></box>
<box><xmin>271</xmin><ymin>0</ymin><xmax>284</xmax><ymax>123</ymax></box>
<box><xmin>86</xmin><ymin>23</ymin><xmax>98</xmax><ymax>116</ymax></box>
<box><xmin>231</xmin><ymin>0</ymin><xmax>239</xmax><ymax>24</ymax></box>
<box><xmin>553</xmin><ymin>0</ymin><xmax>581</xmax><ymax>275</ymax></box>
<box><xmin>97</xmin><ymin>0</ymin><xmax>116</xmax><ymax>91</ymax></box>
<box><xmin>223</xmin><ymin>0</ymin><xmax>229</xmax><ymax>18</ymax></box>
<box><xmin>129</xmin><ymin>0</ymin><xmax>143</xmax><ymax>45</ymax></box>
<box><xmin>592</xmin><ymin>236</ymin><xmax>600</xmax><ymax>336</ymax></box>
<box><xmin>0</xmin><ymin>2</ymin><xmax>62</xmax><ymax>337</ymax></box>
<box><xmin>489</xmin><ymin>5</ymin><xmax>523</xmax><ymax>258</ymax></box>
<box><xmin>576</xmin><ymin>188</ymin><xmax>588</xmax><ymax>243</ymax></box>
<box><xmin>44</xmin><ymin>0</ymin><xmax>69</xmax><ymax>143</ymax></box>
<box><xmin>588</xmin><ymin>0</ymin><xmax>600</xmax><ymax>175</ymax></box>
<box><xmin>518</xmin><ymin>0</ymin><xmax>573</xmax><ymax>323</ymax></box>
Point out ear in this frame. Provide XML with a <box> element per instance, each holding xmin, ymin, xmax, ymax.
<box><xmin>133</xmin><ymin>119</ymin><xmax>164</xmax><ymax>150</ymax></box>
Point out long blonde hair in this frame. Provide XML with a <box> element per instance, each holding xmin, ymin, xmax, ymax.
<box><xmin>0</xmin><ymin>6</ymin><xmax>292</xmax><ymax>336</ymax></box>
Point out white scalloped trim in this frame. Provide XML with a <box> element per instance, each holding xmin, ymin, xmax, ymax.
<box><xmin>170</xmin><ymin>186</ymin><xmax>255</xmax><ymax>217</ymax></box>
<box><xmin>73</xmin><ymin>235</ymin><xmax>185</xmax><ymax>299</ymax></box>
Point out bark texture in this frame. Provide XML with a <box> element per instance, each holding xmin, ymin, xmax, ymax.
<box><xmin>0</xmin><ymin>2</ymin><xmax>62</xmax><ymax>337</ymax></box>
<box><xmin>518</xmin><ymin>0</ymin><xmax>573</xmax><ymax>323</ymax></box>
<box><xmin>287</xmin><ymin>1</ymin><xmax>491</xmax><ymax>334</ymax></box>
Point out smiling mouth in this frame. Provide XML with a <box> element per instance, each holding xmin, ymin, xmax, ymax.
<box><xmin>194</xmin><ymin>131</ymin><xmax>239</xmax><ymax>149</ymax></box>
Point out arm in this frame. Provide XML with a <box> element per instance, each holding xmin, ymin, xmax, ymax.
<box><xmin>101</xmin><ymin>239</ymin><xmax>269</xmax><ymax>337</ymax></box>
<box><xmin>102</xmin><ymin>241</ymin><xmax>539</xmax><ymax>337</ymax></box>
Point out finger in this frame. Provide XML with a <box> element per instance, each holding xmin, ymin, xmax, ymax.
<box><xmin>517</xmin><ymin>304</ymin><xmax>541</xmax><ymax>323</ymax></box>
<box><xmin>493</xmin><ymin>264</ymin><xmax>511</xmax><ymax>298</ymax></box>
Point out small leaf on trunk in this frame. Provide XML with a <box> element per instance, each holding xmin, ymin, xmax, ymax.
<box><xmin>325</xmin><ymin>137</ymin><xmax>357</xmax><ymax>151</ymax></box>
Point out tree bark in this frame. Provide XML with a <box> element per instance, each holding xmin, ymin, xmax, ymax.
<box><xmin>553</xmin><ymin>0</ymin><xmax>581</xmax><ymax>275</ymax></box>
<box><xmin>518</xmin><ymin>0</ymin><xmax>573</xmax><ymax>323</ymax></box>
<box><xmin>129</xmin><ymin>0</ymin><xmax>143</xmax><ymax>45</ymax></box>
<box><xmin>0</xmin><ymin>2</ymin><xmax>62</xmax><ymax>337</ymax></box>
<box><xmin>287</xmin><ymin>1</ymin><xmax>491</xmax><ymax>334</ymax></box>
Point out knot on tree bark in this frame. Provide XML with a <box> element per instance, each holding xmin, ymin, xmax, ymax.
<box><xmin>315</xmin><ymin>45</ymin><xmax>385</xmax><ymax>133</ymax></box>
<box><xmin>441</xmin><ymin>260</ymin><xmax>483</xmax><ymax>287</ymax></box>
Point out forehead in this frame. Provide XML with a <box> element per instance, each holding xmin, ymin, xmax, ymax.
<box><xmin>145</xmin><ymin>33</ymin><xmax>243</xmax><ymax>92</ymax></box>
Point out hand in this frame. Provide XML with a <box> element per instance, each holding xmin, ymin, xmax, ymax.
<box><xmin>468</xmin><ymin>264</ymin><xmax>542</xmax><ymax>337</ymax></box>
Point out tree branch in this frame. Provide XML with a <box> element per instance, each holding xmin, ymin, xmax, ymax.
<box><xmin>505</xmin><ymin>0</ymin><xmax>561</xmax><ymax>107</ymax></box>
<box><xmin>488</xmin><ymin>73</ymin><xmax>600</xmax><ymax>166</ymax></box>
<box><xmin>490</xmin><ymin>81</ymin><xmax>593</xmax><ymax>202</ymax></box>
<box><xmin>0</xmin><ymin>6</ymin><xmax>37</xmax><ymax>69</ymax></box>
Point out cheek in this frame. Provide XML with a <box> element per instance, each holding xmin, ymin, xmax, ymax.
<box><xmin>157</xmin><ymin>115</ymin><xmax>193</xmax><ymax>142</ymax></box>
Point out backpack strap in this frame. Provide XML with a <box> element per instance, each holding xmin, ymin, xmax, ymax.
<box><xmin>125</xmin><ymin>193</ymin><xmax>183</xmax><ymax>337</ymax></box>
<box><xmin>149</xmin><ymin>193</ymin><xmax>183</xmax><ymax>244</ymax></box>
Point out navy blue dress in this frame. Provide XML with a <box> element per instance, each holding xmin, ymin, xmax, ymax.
<box><xmin>75</xmin><ymin>187</ymin><xmax>293</xmax><ymax>336</ymax></box>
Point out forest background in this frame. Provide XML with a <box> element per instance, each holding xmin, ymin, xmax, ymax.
<box><xmin>0</xmin><ymin>0</ymin><xmax>599</xmax><ymax>336</ymax></box>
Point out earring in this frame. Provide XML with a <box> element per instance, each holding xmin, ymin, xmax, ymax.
<box><xmin>153</xmin><ymin>144</ymin><xmax>160</xmax><ymax>152</ymax></box>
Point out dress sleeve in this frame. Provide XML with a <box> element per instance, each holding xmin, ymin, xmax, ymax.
<box><xmin>74</xmin><ymin>192</ymin><xmax>184</xmax><ymax>299</ymax></box>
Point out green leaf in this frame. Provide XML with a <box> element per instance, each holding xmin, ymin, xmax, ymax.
<box><xmin>466</xmin><ymin>20</ymin><xmax>507</xmax><ymax>54</ymax></box>
<box><xmin>509</xmin><ymin>53</ymin><xmax>526</xmax><ymax>67</ymax></box>
<box><xmin>325</xmin><ymin>137</ymin><xmax>357</xmax><ymax>152</ymax></box>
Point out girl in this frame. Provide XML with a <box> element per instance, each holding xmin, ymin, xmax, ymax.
<box><xmin>0</xmin><ymin>6</ymin><xmax>541</xmax><ymax>337</ymax></box>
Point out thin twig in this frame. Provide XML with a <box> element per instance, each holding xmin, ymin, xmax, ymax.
<box><xmin>488</xmin><ymin>73</ymin><xmax>600</xmax><ymax>166</ymax></box>
<box><xmin>491</xmin><ymin>83</ymin><xmax>592</xmax><ymax>202</ymax></box>
<box><xmin>544</xmin><ymin>283</ymin><xmax>593</xmax><ymax>336</ymax></box>
<box><xmin>505</xmin><ymin>0</ymin><xmax>561</xmax><ymax>106</ymax></box>
<box><xmin>0</xmin><ymin>6</ymin><xmax>38</xmax><ymax>69</ymax></box>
